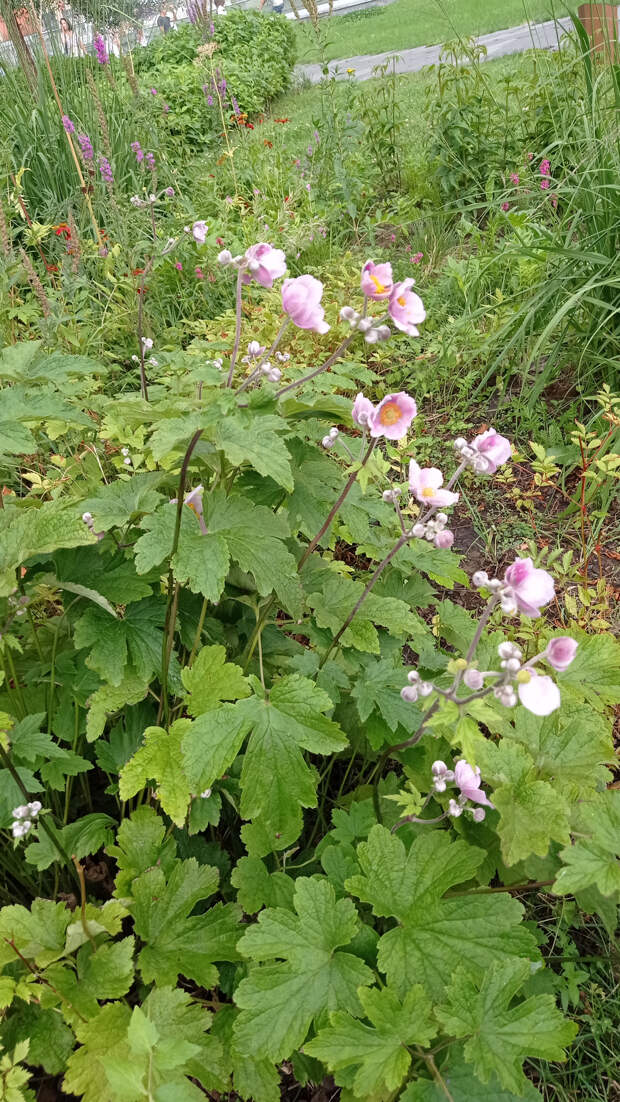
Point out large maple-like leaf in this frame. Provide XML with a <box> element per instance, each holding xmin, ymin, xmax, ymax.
<box><xmin>305</xmin><ymin>983</ymin><xmax>436</xmax><ymax>1096</ymax></box>
<box><xmin>234</xmin><ymin>877</ymin><xmax>373</xmax><ymax>1062</ymax></box>
<box><xmin>436</xmin><ymin>960</ymin><xmax>577</xmax><ymax>1094</ymax></box>
<box><xmin>346</xmin><ymin>826</ymin><xmax>536</xmax><ymax>1000</ymax></box>
<box><xmin>130</xmin><ymin>858</ymin><xmax>241</xmax><ymax>987</ymax></box>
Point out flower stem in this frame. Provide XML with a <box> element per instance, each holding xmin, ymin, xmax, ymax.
<box><xmin>275</xmin><ymin>331</ymin><xmax>356</xmax><ymax>398</ymax></box>
<box><xmin>226</xmin><ymin>266</ymin><xmax>244</xmax><ymax>387</ymax></box>
<box><xmin>159</xmin><ymin>429</ymin><xmax>203</xmax><ymax>725</ymax></box>
<box><xmin>0</xmin><ymin>743</ymin><xmax>78</xmax><ymax>884</ymax></box>
<box><xmin>298</xmin><ymin>439</ymin><xmax>377</xmax><ymax>570</ymax></box>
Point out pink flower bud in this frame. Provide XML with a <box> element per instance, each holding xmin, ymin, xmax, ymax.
<box><xmin>434</xmin><ymin>530</ymin><xmax>454</xmax><ymax>549</ymax></box>
<box><xmin>544</xmin><ymin>636</ymin><xmax>578</xmax><ymax>671</ymax></box>
<box><xmin>463</xmin><ymin>668</ymin><xmax>484</xmax><ymax>690</ymax></box>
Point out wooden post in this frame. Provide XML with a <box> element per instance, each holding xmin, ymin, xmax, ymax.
<box><xmin>577</xmin><ymin>3</ymin><xmax>619</xmax><ymax>60</ymax></box>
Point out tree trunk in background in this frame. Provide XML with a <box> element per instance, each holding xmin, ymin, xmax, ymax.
<box><xmin>0</xmin><ymin>0</ymin><xmax>37</xmax><ymax>91</ymax></box>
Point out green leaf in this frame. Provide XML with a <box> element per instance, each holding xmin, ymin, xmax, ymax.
<box><xmin>85</xmin><ymin>674</ymin><xmax>149</xmax><ymax>742</ymax></box>
<box><xmin>181</xmin><ymin>705</ymin><xmax>253</xmax><ymax>795</ymax></box>
<box><xmin>74</xmin><ymin>599</ymin><xmax>164</xmax><ymax>687</ymax></box>
<box><xmin>79</xmin><ymin>473</ymin><xmax>164</xmax><ymax>531</ymax></box>
<box><xmin>107</xmin><ymin>807</ymin><xmax>177</xmax><ymax>897</ymax></box>
<box><xmin>346</xmin><ymin>826</ymin><xmax>536</xmax><ymax>1000</ymax></box>
<box><xmin>237</xmin><ymin>676</ymin><xmax>347</xmax><ymax>854</ymax></box>
<box><xmin>351</xmin><ymin>657</ymin><xmax>421</xmax><ymax>734</ymax></box>
<box><xmin>231</xmin><ymin>856</ymin><xmax>295</xmax><ymax>914</ymax></box>
<box><xmin>0</xmin><ymin>501</ymin><xmax>98</xmax><ymax>596</ymax></box>
<box><xmin>436</xmin><ymin>960</ymin><xmax>577</xmax><ymax>1094</ymax></box>
<box><xmin>305</xmin><ymin>983</ymin><xmax>436</xmax><ymax>1096</ymax></box>
<box><xmin>0</xmin><ymin>899</ymin><xmax>71</xmax><ymax>968</ymax></box>
<box><xmin>557</xmin><ymin>632</ymin><xmax>620</xmax><ymax>706</ymax></box>
<box><xmin>554</xmin><ymin>789</ymin><xmax>620</xmax><ymax>898</ymax></box>
<box><xmin>42</xmin><ymin>576</ymin><xmax>118</xmax><ymax>618</ymax></box>
<box><xmin>119</xmin><ymin>720</ymin><xmax>192</xmax><ymax>828</ymax></box>
<box><xmin>506</xmin><ymin>703</ymin><xmax>614</xmax><ymax>793</ymax></box>
<box><xmin>401</xmin><ymin>1048</ymin><xmax>543</xmax><ymax>1100</ymax></box>
<box><xmin>182</xmin><ymin>645</ymin><xmax>251</xmax><ymax>717</ymax></box>
<box><xmin>130</xmin><ymin>858</ymin><xmax>240</xmax><ymax>986</ymax></box>
<box><xmin>0</xmin><ymin>768</ymin><xmax>42</xmax><ymax>829</ymax></box>
<box><xmin>308</xmin><ymin>573</ymin><xmax>424</xmax><ymax>654</ymax></box>
<box><xmin>24</xmin><ymin>814</ymin><xmax>116</xmax><ymax>871</ymax></box>
<box><xmin>63</xmin><ymin>1003</ymin><xmax>132</xmax><ymax>1102</ymax></box>
<box><xmin>476</xmin><ymin>741</ymin><xmax>571</xmax><ymax>866</ymax></box>
<box><xmin>213</xmin><ymin>412</ymin><xmax>294</xmax><ymax>491</ymax></box>
<box><xmin>235</xmin><ymin>877</ymin><xmax>374</xmax><ymax>1062</ymax></box>
<box><xmin>135</xmin><ymin>502</ymin><xmax>230</xmax><ymax>605</ymax></box>
<box><xmin>0</xmin><ymin>1003</ymin><xmax>74</xmax><ymax>1077</ymax></box>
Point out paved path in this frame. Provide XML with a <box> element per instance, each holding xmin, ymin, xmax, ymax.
<box><xmin>296</xmin><ymin>17</ymin><xmax>572</xmax><ymax>83</ymax></box>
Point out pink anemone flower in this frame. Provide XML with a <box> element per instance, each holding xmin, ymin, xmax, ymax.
<box><xmin>192</xmin><ymin>221</ymin><xmax>208</xmax><ymax>245</ymax></box>
<box><xmin>388</xmin><ymin>279</ymin><xmax>426</xmax><ymax>336</ymax></box>
<box><xmin>368</xmin><ymin>392</ymin><xmax>417</xmax><ymax>440</ymax></box>
<box><xmin>517</xmin><ymin>672</ymin><xmax>561</xmax><ymax>716</ymax></box>
<box><xmin>281</xmin><ymin>275</ymin><xmax>329</xmax><ymax>334</ymax></box>
<box><xmin>454</xmin><ymin>760</ymin><xmax>494</xmax><ymax>807</ymax></box>
<box><xmin>360</xmin><ymin>259</ymin><xmax>394</xmax><ymax>301</ymax></box>
<box><xmin>352</xmin><ymin>393</ymin><xmax>375</xmax><ymax>427</ymax></box>
<box><xmin>242</xmin><ymin>242</ymin><xmax>287</xmax><ymax>288</ymax></box>
<box><xmin>181</xmin><ymin>486</ymin><xmax>207</xmax><ymax>534</ymax></box>
<box><xmin>471</xmin><ymin>428</ymin><xmax>512</xmax><ymax>473</ymax></box>
<box><xmin>503</xmin><ymin>557</ymin><xmax>555</xmax><ymax>618</ymax></box>
<box><xmin>408</xmin><ymin>460</ymin><xmax>459</xmax><ymax>507</ymax></box>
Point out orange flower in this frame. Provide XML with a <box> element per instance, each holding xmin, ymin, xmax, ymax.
<box><xmin>54</xmin><ymin>223</ymin><xmax>71</xmax><ymax>239</ymax></box>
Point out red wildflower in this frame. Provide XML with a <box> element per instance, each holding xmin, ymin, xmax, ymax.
<box><xmin>132</xmin><ymin>268</ymin><xmax>145</xmax><ymax>276</ymax></box>
<box><xmin>264</xmin><ymin>140</ymin><xmax>273</xmax><ymax>148</ymax></box>
<box><xmin>54</xmin><ymin>223</ymin><xmax>71</xmax><ymax>239</ymax></box>
<box><xmin>274</xmin><ymin>118</ymin><xmax>290</xmax><ymax>124</ymax></box>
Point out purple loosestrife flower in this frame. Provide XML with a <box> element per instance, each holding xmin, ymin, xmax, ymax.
<box><xmin>231</xmin><ymin>94</ymin><xmax>241</xmax><ymax>116</ymax></box>
<box><xmin>146</xmin><ymin>152</ymin><xmax>156</xmax><ymax>171</ymax></box>
<box><xmin>131</xmin><ymin>141</ymin><xmax>144</xmax><ymax>164</ymax></box>
<box><xmin>93</xmin><ymin>34</ymin><xmax>109</xmax><ymax>65</ymax></box>
<box><xmin>98</xmin><ymin>155</ymin><xmax>114</xmax><ymax>186</ymax></box>
<box><xmin>165</xmin><ymin>187</ymin><xmax>174</xmax><ymax>197</ymax></box>
<box><xmin>62</xmin><ymin>115</ymin><xmax>75</xmax><ymax>133</ymax></box>
<box><xmin>77</xmin><ymin>133</ymin><xmax>94</xmax><ymax>162</ymax></box>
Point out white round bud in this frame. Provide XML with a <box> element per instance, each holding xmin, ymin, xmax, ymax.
<box><xmin>82</xmin><ymin>512</ymin><xmax>93</xmax><ymax>524</ymax></box>
<box><xmin>463</xmin><ymin>668</ymin><xmax>484</xmax><ymax>690</ymax></box>
<box><xmin>505</xmin><ymin>657</ymin><xmax>521</xmax><ymax>673</ymax></box>
<box><xmin>453</xmin><ymin>437</ymin><xmax>467</xmax><ymax>451</ymax></box>
<box><xmin>268</xmin><ymin>368</ymin><xmax>282</xmax><ymax>382</ymax></box>
<box><xmin>448</xmin><ymin>799</ymin><xmax>463</xmax><ymax>818</ymax></box>
<box><xmin>375</xmin><ymin>325</ymin><xmax>391</xmax><ymax>341</ymax></box>
<box><xmin>217</xmin><ymin>249</ymin><xmax>233</xmax><ymax>265</ymax></box>
<box><xmin>400</xmin><ymin>685</ymin><xmax>419</xmax><ymax>703</ymax></box>
<box><xmin>472</xmin><ymin>571</ymin><xmax>488</xmax><ymax>587</ymax></box>
<box><xmin>407</xmin><ymin>670</ymin><xmax>420</xmax><ymax>684</ymax></box>
<box><xmin>322</xmin><ymin>436</ymin><xmax>334</xmax><ymax>449</ymax></box>
<box><xmin>329</xmin><ymin>427</ymin><xmax>339</xmax><ymax>439</ymax></box>
<box><xmin>418</xmin><ymin>681</ymin><xmax>434</xmax><ymax>697</ymax></box>
<box><xmin>357</xmin><ymin>317</ymin><xmax>373</xmax><ymax>334</ymax></box>
<box><xmin>411</xmin><ymin>523</ymin><xmax>426</xmax><ymax>539</ymax></box>
<box><xmin>471</xmin><ymin>807</ymin><xmax>486</xmax><ymax>822</ymax></box>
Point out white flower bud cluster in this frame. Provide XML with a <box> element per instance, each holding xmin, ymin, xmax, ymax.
<box><xmin>463</xmin><ymin>667</ymin><xmax>484</xmax><ymax>690</ymax></box>
<box><xmin>130</xmin><ymin>195</ymin><xmax>154</xmax><ymax>209</ymax></box>
<box><xmin>491</xmin><ymin>641</ymin><xmax>523</xmax><ymax>707</ymax></box>
<box><xmin>471</xmin><ymin>571</ymin><xmax>518</xmax><ymax>615</ymax></box>
<box><xmin>322</xmin><ymin>427</ymin><xmax>340</xmax><ymax>450</ymax></box>
<box><xmin>448</xmin><ymin>798</ymin><xmax>485</xmax><ymax>822</ymax></box>
<box><xmin>121</xmin><ymin>447</ymin><xmax>132</xmax><ymax>468</ymax></box>
<box><xmin>257</xmin><ymin>361</ymin><xmax>282</xmax><ymax>383</ymax></box>
<box><xmin>211</xmin><ymin>358</ymin><xmax>223</xmax><ymax>371</ymax></box>
<box><xmin>400</xmin><ymin>669</ymin><xmax>434</xmax><ymax>703</ymax></box>
<box><xmin>382</xmin><ymin>488</ymin><xmax>401</xmax><ymax>504</ymax></box>
<box><xmin>275</xmin><ymin>351</ymin><xmax>290</xmax><ymax>363</ymax></box>
<box><xmin>408</xmin><ymin>512</ymin><xmax>451</xmax><ymax>549</ymax></box>
<box><xmin>217</xmin><ymin>250</ymin><xmax>248</xmax><ymax>270</ymax></box>
<box><xmin>141</xmin><ymin>337</ymin><xmax>153</xmax><ymax>351</ymax></box>
<box><xmin>431</xmin><ymin>760</ymin><xmax>454</xmax><ymax>792</ymax></box>
<box><xmin>339</xmin><ymin>306</ymin><xmax>391</xmax><ymax>344</ymax></box>
<box><xmin>453</xmin><ymin>437</ymin><xmax>490</xmax><ymax>474</ymax></box>
<box><xmin>12</xmin><ymin>801</ymin><xmax>42</xmax><ymax>840</ymax></box>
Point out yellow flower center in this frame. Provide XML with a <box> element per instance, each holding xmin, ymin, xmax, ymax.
<box><xmin>370</xmin><ymin>274</ymin><xmax>387</xmax><ymax>294</ymax></box>
<box><xmin>421</xmin><ymin>487</ymin><xmax>435</xmax><ymax>498</ymax></box>
<box><xmin>397</xmin><ymin>295</ymin><xmax>407</xmax><ymax>307</ymax></box>
<box><xmin>516</xmin><ymin>670</ymin><xmax>531</xmax><ymax>684</ymax></box>
<box><xmin>379</xmin><ymin>401</ymin><xmax>401</xmax><ymax>426</ymax></box>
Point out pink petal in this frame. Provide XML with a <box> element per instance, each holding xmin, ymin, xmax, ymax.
<box><xmin>518</xmin><ymin>674</ymin><xmax>561</xmax><ymax>716</ymax></box>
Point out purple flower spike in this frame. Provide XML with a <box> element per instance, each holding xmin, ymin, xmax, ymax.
<box><xmin>98</xmin><ymin>155</ymin><xmax>114</xmax><ymax>185</ymax></box>
<box><xmin>77</xmin><ymin>133</ymin><xmax>94</xmax><ymax>162</ymax></box>
<box><xmin>93</xmin><ymin>34</ymin><xmax>109</xmax><ymax>65</ymax></box>
<box><xmin>62</xmin><ymin>115</ymin><xmax>75</xmax><ymax>133</ymax></box>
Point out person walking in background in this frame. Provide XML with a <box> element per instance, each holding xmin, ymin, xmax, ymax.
<box><xmin>59</xmin><ymin>16</ymin><xmax>84</xmax><ymax>55</ymax></box>
<box><xmin>214</xmin><ymin>0</ymin><xmax>227</xmax><ymax>15</ymax></box>
<box><xmin>259</xmin><ymin>0</ymin><xmax>284</xmax><ymax>13</ymax></box>
<box><xmin>156</xmin><ymin>5</ymin><xmax>176</xmax><ymax>33</ymax></box>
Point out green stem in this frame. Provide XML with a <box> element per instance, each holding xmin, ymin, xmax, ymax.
<box><xmin>0</xmin><ymin>743</ymin><xmax>78</xmax><ymax>886</ymax></box>
<box><xmin>298</xmin><ymin>438</ymin><xmax>377</xmax><ymax>570</ymax></box>
<box><xmin>160</xmin><ymin>429</ymin><xmax>203</xmax><ymax>725</ymax></box>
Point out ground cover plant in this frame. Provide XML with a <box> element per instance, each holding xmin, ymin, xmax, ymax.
<box><xmin>0</xmin><ymin>6</ymin><xmax>619</xmax><ymax>1101</ymax></box>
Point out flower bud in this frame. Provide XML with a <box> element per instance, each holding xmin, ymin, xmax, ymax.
<box><xmin>407</xmin><ymin>670</ymin><xmax>420</xmax><ymax>684</ymax></box>
<box><xmin>375</xmin><ymin>325</ymin><xmax>391</xmax><ymax>341</ymax></box>
<box><xmin>217</xmin><ymin>249</ymin><xmax>233</xmax><ymax>265</ymax></box>
<box><xmin>200</xmin><ymin>788</ymin><xmax>212</xmax><ymax>798</ymax></box>
<box><xmin>463</xmin><ymin>668</ymin><xmax>484</xmax><ymax>690</ymax></box>
<box><xmin>322</xmin><ymin>436</ymin><xmax>334</xmax><ymax>449</ymax></box>
<box><xmin>81</xmin><ymin>512</ymin><xmax>93</xmax><ymax>524</ymax></box>
<box><xmin>28</xmin><ymin>801</ymin><xmax>42</xmax><ymax>815</ymax></box>
<box><xmin>472</xmin><ymin>571</ymin><xmax>488</xmax><ymax>587</ymax></box>
<box><xmin>545</xmin><ymin>636</ymin><xmax>578</xmax><ymax>671</ymax></box>
<box><xmin>357</xmin><ymin>317</ymin><xmax>373</xmax><ymax>334</ymax></box>
<box><xmin>448</xmin><ymin>799</ymin><xmax>463</xmax><ymax>818</ymax></box>
<box><xmin>400</xmin><ymin>685</ymin><xmax>419</xmax><ymax>703</ymax></box>
<box><xmin>248</xmin><ymin>340</ymin><xmax>262</xmax><ymax>357</ymax></box>
<box><xmin>505</xmin><ymin>657</ymin><xmax>521</xmax><ymax>673</ymax></box>
<box><xmin>471</xmin><ymin>807</ymin><xmax>486</xmax><ymax>822</ymax></box>
<box><xmin>329</xmin><ymin>427</ymin><xmax>339</xmax><ymax>439</ymax></box>
<box><xmin>498</xmin><ymin>641</ymin><xmax>522</xmax><ymax>660</ymax></box>
<box><xmin>418</xmin><ymin>681</ymin><xmax>434</xmax><ymax>697</ymax></box>
<box><xmin>454</xmin><ymin>437</ymin><xmax>467</xmax><ymax>451</ymax></box>
<box><xmin>340</xmin><ymin>306</ymin><xmax>359</xmax><ymax>325</ymax></box>
<box><xmin>410</xmin><ymin>523</ymin><xmax>426</xmax><ymax>539</ymax></box>
<box><xmin>434</xmin><ymin>530</ymin><xmax>454</xmax><ymax>549</ymax></box>
<box><xmin>267</xmin><ymin>367</ymin><xmax>282</xmax><ymax>382</ymax></box>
